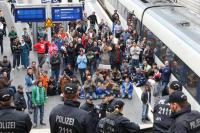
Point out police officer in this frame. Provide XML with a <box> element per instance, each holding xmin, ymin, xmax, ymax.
<box><xmin>97</xmin><ymin>100</ymin><xmax>140</xmax><ymax>133</ymax></box>
<box><xmin>0</xmin><ymin>87</ymin><xmax>32</xmax><ymax>132</ymax></box>
<box><xmin>153</xmin><ymin>81</ymin><xmax>182</xmax><ymax>132</ymax></box>
<box><xmin>49</xmin><ymin>83</ymin><xmax>94</xmax><ymax>133</ymax></box>
<box><xmin>168</xmin><ymin>91</ymin><xmax>200</xmax><ymax>133</ymax></box>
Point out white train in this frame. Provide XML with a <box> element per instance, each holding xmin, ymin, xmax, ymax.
<box><xmin>98</xmin><ymin>0</ymin><xmax>200</xmax><ymax>110</ymax></box>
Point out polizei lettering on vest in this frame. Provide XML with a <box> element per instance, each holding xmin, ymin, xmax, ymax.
<box><xmin>56</xmin><ymin>115</ymin><xmax>75</xmax><ymax>126</ymax></box>
<box><xmin>0</xmin><ymin>121</ymin><xmax>16</xmax><ymax>129</ymax></box>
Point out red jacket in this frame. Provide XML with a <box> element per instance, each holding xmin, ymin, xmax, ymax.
<box><xmin>34</xmin><ymin>40</ymin><xmax>50</xmax><ymax>54</ymax></box>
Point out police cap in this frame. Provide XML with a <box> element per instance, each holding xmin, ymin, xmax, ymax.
<box><xmin>64</xmin><ymin>83</ymin><xmax>78</xmax><ymax>94</ymax></box>
<box><xmin>0</xmin><ymin>88</ymin><xmax>11</xmax><ymax>101</ymax></box>
<box><xmin>168</xmin><ymin>91</ymin><xmax>187</xmax><ymax>103</ymax></box>
<box><xmin>169</xmin><ymin>81</ymin><xmax>182</xmax><ymax>91</ymax></box>
<box><xmin>114</xmin><ymin>100</ymin><xmax>125</xmax><ymax>109</ymax></box>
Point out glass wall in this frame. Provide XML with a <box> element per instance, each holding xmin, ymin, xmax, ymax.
<box><xmin>107</xmin><ymin>0</ymin><xmax>200</xmax><ymax>104</ymax></box>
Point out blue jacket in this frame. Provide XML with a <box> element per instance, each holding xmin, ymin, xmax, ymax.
<box><xmin>160</xmin><ymin>66</ymin><xmax>171</xmax><ymax>82</ymax></box>
<box><xmin>122</xmin><ymin>82</ymin><xmax>133</xmax><ymax>95</ymax></box>
<box><xmin>76</xmin><ymin>55</ymin><xmax>87</xmax><ymax>69</ymax></box>
<box><xmin>25</xmin><ymin>74</ymin><xmax>34</xmax><ymax>87</ymax></box>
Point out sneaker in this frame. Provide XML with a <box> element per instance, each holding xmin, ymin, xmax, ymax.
<box><xmin>17</xmin><ymin>66</ymin><xmax>21</xmax><ymax>70</ymax></box>
<box><xmin>33</xmin><ymin>123</ymin><xmax>37</xmax><ymax>128</ymax></box>
<box><xmin>12</xmin><ymin>68</ymin><xmax>15</xmax><ymax>71</ymax></box>
<box><xmin>40</xmin><ymin>122</ymin><xmax>46</xmax><ymax>125</ymax></box>
<box><xmin>145</xmin><ymin>117</ymin><xmax>150</xmax><ymax>121</ymax></box>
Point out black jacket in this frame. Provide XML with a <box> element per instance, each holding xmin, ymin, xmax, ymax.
<box><xmin>14</xmin><ymin>91</ymin><xmax>27</xmax><ymax>111</ymax></box>
<box><xmin>0</xmin><ymin>60</ymin><xmax>11</xmax><ymax>74</ymax></box>
<box><xmin>80</xmin><ymin>102</ymin><xmax>94</xmax><ymax>112</ymax></box>
<box><xmin>169</xmin><ymin>104</ymin><xmax>200</xmax><ymax>133</ymax></box>
<box><xmin>87</xmin><ymin>14</ymin><xmax>98</xmax><ymax>25</ymax></box>
<box><xmin>97</xmin><ymin>112</ymin><xmax>140</xmax><ymax>133</ymax></box>
<box><xmin>0</xmin><ymin>106</ymin><xmax>32</xmax><ymax>133</ymax></box>
<box><xmin>153</xmin><ymin>96</ymin><xmax>173</xmax><ymax>133</ymax></box>
<box><xmin>12</xmin><ymin>42</ymin><xmax>22</xmax><ymax>54</ymax></box>
<box><xmin>49</xmin><ymin>100</ymin><xmax>94</xmax><ymax>133</ymax></box>
<box><xmin>50</xmin><ymin>55</ymin><xmax>61</xmax><ymax>70</ymax></box>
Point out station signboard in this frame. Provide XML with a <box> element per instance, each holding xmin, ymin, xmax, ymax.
<box><xmin>51</xmin><ymin>6</ymin><xmax>82</xmax><ymax>21</ymax></box>
<box><xmin>14</xmin><ymin>8</ymin><xmax>46</xmax><ymax>22</ymax></box>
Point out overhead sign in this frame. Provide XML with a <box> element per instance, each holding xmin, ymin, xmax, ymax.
<box><xmin>44</xmin><ymin>18</ymin><xmax>53</xmax><ymax>28</ymax></box>
<box><xmin>51</xmin><ymin>6</ymin><xmax>82</xmax><ymax>21</ymax></box>
<box><xmin>14</xmin><ymin>8</ymin><xmax>46</xmax><ymax>22</ymax></box>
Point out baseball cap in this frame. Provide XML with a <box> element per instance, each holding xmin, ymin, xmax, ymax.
<box><xmin>0</xmin><ymin>88</ymin><xmax>11</xmax><ymax>101</ymax></box>
<box><xmin>169</xmin><ymin>81</ymin><xmax>182</xmax><ymax>91</ymax></box>
<box><xmin>64</xmin><ymin>83</ymin><xmax>78</xmax><ymax>94</ymax></box>
<box><xmin>168</xmin><ymin>91</ymin><xmax>187</xmax><ymax>103</ymax></box>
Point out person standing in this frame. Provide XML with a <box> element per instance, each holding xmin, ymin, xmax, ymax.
<box><xmin>160</xmin><ymin>60</ymin><xmax>171</xmax><ymax>96</ymax></box>
<box><xmin>153</xmin><ymin>81</ymin><xmax>183</xmax><ymax>133</ymax></box>
<box><xmin>34</xmin><ymin>38</ymin><xmax>50</xmax><ymax>68</ymax></box>
<box><xmin>76</xmin><ymin>49</ymin><xmax>87</xmax><ymax>84</ymax></box>
<box><xmin>14</xmin><ymin>85</ymin><xmax>27</xmax><ymax>111</ymax></box>
<box><xmin>141</xmin><ymin>83</ymin><xmax>151</xmax><ymax>122</ymax></box>
<box><xmin>12</xmin><ymin>37</ymin><xmax>22</xmax><ymax>70</ymax></box>
<box><xmin>25</xmin><ymin>67</ymin><xmax>35</xmax><ymax>114</ymax></box>
<box><xmin>21</xmin><ymin>37</ymin><xmax>30</xmax><ymax>69</ymax></box>
<box><xmin>130</xmin><ymin>42</ymin><xmax>140</xmax><ymax>68</ymax></box>
<box><xmin>0</xmin><ymin>88</ymin><xmax>32</xmax><ymax>132</ymax></box>
<box><xmin>50</xmin><ymin>50</ymin><xmax>61</xmax><ymax>82</ymax></box>
<box><xmin>168</xmin><ymin>91</ymin><xmax>200</xmax><ymax>133</ymax></box>
<box><xmin>49</xmin><ymin>83</ymin><xmax>94</xmax><ymax>133</ymax></box>
<box><xmin>8</xmin><ymin>26</ymin><xmax>17</xmax><ymax>53</ymax></box>
<box><xmin>0</xmin><ymin>11</ymin><xmax>7</xmax><ymax>36</ymax></box>
<box><xmin>32</xmin><ymin>80</ymin><xmax>47</xmax><ymax>128</ymax></box>
<box><xmin>87</xmin><ymin>11</ymin><xmax>98</xmax><ymax>29</ymax></box>
<box><xmin>0</xmin><ymin>56</ymin><xmax>12</xmax><ymax>79</ymax></box>
<box><xmin>111</xmin><ymin>10</ymin><xmax>119</xmax><ymax>33</ymax></box>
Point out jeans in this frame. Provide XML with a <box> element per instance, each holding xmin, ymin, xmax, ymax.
<box><xmin>122</xmin><ymin>92</ymin><xmax>132</xmax><ymax>99</ymax></box>
<box><xmin>131</xmin><ymin>59</ymin><xmax>139</xmax><ymax>68</ymax></box>
<box><xmin>33</xmin><ymin>105</ymin><xmax>44</xmax><ymax>124</ymax></box>
<box><xmin>38</xmin><ymin>53</ymin><xmax>45</xmax><ymax>68</ymax></box>
<box><xmin>142</xmin><ymin>104</ymin><xmax>149</xmax><ymax>119</ymax></box>
<box><xmin>161</xmin><ymin>81</ymin><xmax>169</xmax><ymax>96</ymax></box>
<box><xmin>0</xmin><ymin>38</ymin><xmax>3</xmax><ymax>54</ymax></box>
<box><xmin>26</xmin><ymin>92</ymin><xmax>32</xmax><ymax>110</ymax></box>
<box><xmin>85</xmin><ymin>92</ymin><xmax>97</xmax><ymax>99</ymax></box>
<box><xmin>79</xmin><ymin>68</ymin><xmax>86</xmax><ymax>84</ymax></box>
<box><xmin>13</xmin><ymin>53</ymin><xmax>20</xmax><ymax>68</ymax></box>
<box><xmin>51</xmin><ymin>69</ymin><xmax>60</xmax><ymax>82</ymax></box>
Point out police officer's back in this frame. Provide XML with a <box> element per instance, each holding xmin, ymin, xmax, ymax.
<box><xmin>168</xmin><ymin>91</ymin><xmax>200</xmax><ymax>133</ymax></box>
<box><xmin>97</xmin><ymin>100</ymin><xmax>140</xmax><ymax>133</ymax></box>
<box><xmin>49</xmin><ymin>83</ymin><xmax>94</xmax><ymax>133</ymax></box>
<box><xmin>153</xmin><ymin>81</ymin><xmax>182</xmax><ymax>133</ymax></box>
<box><xmin>0</xmin><ymin>87</ymin><xmax>32</xmax><ymax>133</ymax></box>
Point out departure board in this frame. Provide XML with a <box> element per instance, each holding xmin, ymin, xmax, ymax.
<box><xmin>52</xmin><ymin>6</ymin><xmax>82</xmax><ymax>21</ymax></box>
<box><xmin>14</xmin><ymin>8</ymin><xmax>46</xmax><ymax>22</ymax></box>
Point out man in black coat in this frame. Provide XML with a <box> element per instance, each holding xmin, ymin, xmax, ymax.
<box><xmin>0</xmin><ymin>87</ymin><xmax>32</xmax><ymax>132</ymax></box>
<box><xmin>0</xmin><ymin>56</ymin><xmax>12</xmax><ymax>79</ymax></box>
<box><xmin>80</xmin><ymin>95</ymin><xmax>94</xmax><ymax>112</ymax></box>
<box><xmin>14</xmin><ymin>85</ymin><xmax>27</xmax><ymax>111</ymax></box>
<box><xmin>87</xmin><ymin>11</ymin><xmax>98</xmax><ymax>28</ymax></box>
<box><xmin>49</xmin><ymin>83</ymin><xmax>94</xmax><ymax>133</ymax></box>
<box><xmin>168</xmin><ymin>91</ymin><xmax>200</xmax><ymax>133</ymax></box>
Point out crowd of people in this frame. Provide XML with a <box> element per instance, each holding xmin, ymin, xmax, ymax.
<box><xmin>0</xmin><ymin>6</ymin><xmax>200</xmax><ymax>133</ymax></box>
